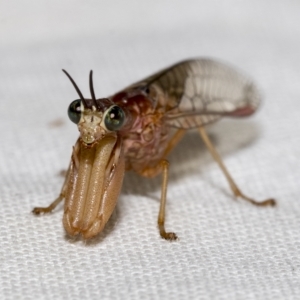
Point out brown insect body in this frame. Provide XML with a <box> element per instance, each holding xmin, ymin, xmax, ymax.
<box><xmin>33</xmin><ymin>59</ymin><xmax>275</xmax><ymax>241</ymax></box>
<box><xmin>113</xmin><ymin>88</ymin><xmax>171</xmax><ymax>176</ymax></box>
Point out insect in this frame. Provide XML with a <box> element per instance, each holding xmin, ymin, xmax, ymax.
<box><xmin>32</xmin><ymin>59</ymin><xmax>276</xmax><ymax>240</ymax></box>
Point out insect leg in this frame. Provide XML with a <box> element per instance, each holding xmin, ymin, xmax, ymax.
<box><xmin>162</xmin><ymin>129</ymin><xmax>186</xmax><ymax>158</ymax></box>
<box><xmin>32</xmin><ymin>195</ymin><xmax>64</xmax><ymax>214</ymax></box>
<box><xmin>198</xmin><ymin>126</ymin><xmax>276</xmax><ymax>206</ymax></box>
<box><xmin>141</xmin><ymin>129</ymin><xmax>186</xmax><ymax>178</ymax></box>
<box><xmin>33</xmin><ymin>140</ymin><xmax>81</xmax><ymax>215</ymax></box>
<box><xmin>139</xmin><ymin>129</ymin><xmax>189</xmax><ymax>239</ymax></box>
<box><xmin>157</xmin><ymin>160</ymin><xmax>178</xmax><ymax>241</ymax></box>
<box><xmin>139</xmin><ymin>130</ymin><xmax>186</xmax><ymax>240</ymax></box>
<box><xmin>32</xmin><ymin>162</ymin><xmax>71</xmax><ymax>214</ymax></box>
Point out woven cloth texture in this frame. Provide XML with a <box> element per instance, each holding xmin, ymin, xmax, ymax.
<box><xmin>1</xmin><ymin>1</ymin><xmax>300</xmax><ymax>299</ymax></box>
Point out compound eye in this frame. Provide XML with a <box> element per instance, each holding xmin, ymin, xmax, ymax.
<box><xmin>104</xmin><ymin>105</ymin><xmax>125</xmax><ymax>131</ymax></box>
<box><xmin>68</xmin><ymin>99</ymin><xmax>82</xmax><ymax>124</ymax></box>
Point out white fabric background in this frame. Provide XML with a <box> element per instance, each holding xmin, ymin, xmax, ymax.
<box><xmin>1</xmin><ymin>1</ymin><xmax>300</xmax><ymax>299</ymax></box>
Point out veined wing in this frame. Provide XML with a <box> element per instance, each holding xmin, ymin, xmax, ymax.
<box><xmin>132</xmin><ymin>59</ymin><xmax>261</xmax><ymax>129</ymax></box>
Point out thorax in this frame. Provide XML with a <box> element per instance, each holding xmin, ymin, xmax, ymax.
<box><xmin>111</xmin><ymin>88</ymin><xmax>170</xmax><ymax>174</ymax></box>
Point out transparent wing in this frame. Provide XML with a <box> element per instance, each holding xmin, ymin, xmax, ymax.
<box><xmin>131</xmin><ymin>59</ymin><xmax>261</xmax><ymax>129</ymax></box>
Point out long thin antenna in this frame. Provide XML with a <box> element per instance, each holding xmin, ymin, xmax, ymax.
<box><xmin>62</xmin><ymin>69</ymin><xmax>88</xmax><ymax>107</ymax></box>
<box><xmin>89</xmin><ymin>70</ymin><xmax>97</xmax><ymax>107</ymax></box>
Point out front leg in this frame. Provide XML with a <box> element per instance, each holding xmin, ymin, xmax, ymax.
<box><xmin>32</xmin><ymin>142</ymin><xmax>79</xmax><ymax>215</ymax></box>
<box><xmin>32</xmin><ymin>162</ymin><xmax>71</xmax><ymax>214</ymax></box>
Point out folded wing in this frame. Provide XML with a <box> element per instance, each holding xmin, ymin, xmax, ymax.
<box><xmin>137</xmin><ymin>59</ymin><xmax>261</xmax><ymax>129</ymax></box>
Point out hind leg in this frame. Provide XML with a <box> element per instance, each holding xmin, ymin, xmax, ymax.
<box><xmin>198</xmin><ymin>126</ymin><xmax>275</xmax><ymax>206</ymax></box>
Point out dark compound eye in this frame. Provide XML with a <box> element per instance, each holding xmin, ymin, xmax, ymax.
<box><xmin>104</xmin><ymin>105</ymin><xmax>125</xmax><ymax>131</ymax></box>
<box><xmin>68</xmin><ymin>99</ymin><xmax>82</xmax><ymax>124</ymax></box>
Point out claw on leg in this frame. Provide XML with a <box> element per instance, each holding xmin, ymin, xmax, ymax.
<box><xmin>158</xmin><ymin>222</ymin><xmax>178</xmax><ymax>241</ymax></box>
<box><xmin>32</xmin><ymin>195</ymin><xmax>64</xmax><ymax>214</ymax></box>
<box><xmin>233</xmin><ymin>186</ymin><xmax>276</xmax><ymax>206</ymax></box>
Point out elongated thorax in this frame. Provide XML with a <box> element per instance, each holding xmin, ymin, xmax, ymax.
<box><xmin>63</xmin><ymin>135</ymin><xmax>125</xmax><ymax>239</ymax></box>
